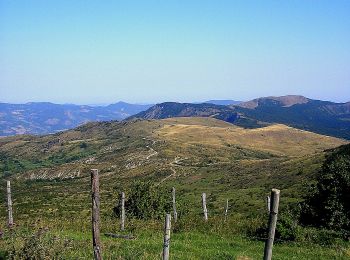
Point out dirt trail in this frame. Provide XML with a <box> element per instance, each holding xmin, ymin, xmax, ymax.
<box><xmin>146</xmin><ymin>145</ymin><xmax>158</xmax><ymax>159</ymax></box>
<box><xmin>137</xmin><ymin>138</ymin><xmax>186</xmax><ymax>185</ymax></box>
<box><xmin>157</xmin><ymin>156</ymin><xmax>188</xmax><ymax>185</ymax></box>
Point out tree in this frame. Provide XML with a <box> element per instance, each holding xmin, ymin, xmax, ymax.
<box><xmin>300</xmin><ymin>144</ymin><xmax>350</xmax><ymax>232</ymax></box>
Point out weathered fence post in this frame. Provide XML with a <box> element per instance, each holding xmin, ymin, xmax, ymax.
<box><xmin>91</xmin><ymin>169</ymin><xmax>102</xmax><ymax>260</ymax></box>
<box><xmin>172</xmin><ymin>187</ymin><xmax>177</xmax><ymax>223</ymax></box>
<box><xmin>263</xmin><ymin>189</ymin><xmax>280</xmax><ymax>260</ymax></box>
<box><xmin>224</xmin><ymin>199</ymin><xmax>229</xmax><ymax>221</ymax></box>
<box><xmin>7</xmin><ymin>181</ymin><xmax>13</xmax><ymax>228</ymax></box>
<box><xmin>202</xmin><ymin>193</ymin><xmax>208</xmax><ymax>221</ymax></box>
<box><xmin>266</xmin><ymin>195</ymin><xmax>271</xmax><ymax>213</ymax></box>
<box><xmin>120</xmin><ymin>192</ymin><xmax>125</xmax><ymax>231</ymax></box>
<box><xmin>162</xmin><ymin>214</ymin><xmax>171</xmax><ymax>260</ymax></box>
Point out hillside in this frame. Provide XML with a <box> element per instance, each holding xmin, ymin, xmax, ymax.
<box><xmin>232</xmin><ymin>96</ymin><xmax>350</xmax><ymax>139</ymax></box>
<box><xmin>157</xmin><ymin>118</ymin><xmax>345</xmax><ymax>157</ymax></box>
<box><xmin>237</xmin><ymin>95</ymin><xmax>309</xmax><ymax>109</ymax></box>
<box><xmin>0</xmin><ymin>117</ymin><xmax>349</xmax><ymax>258</ymax></box>
<box><xmin>127</xmin><ymin>102</ymin><xmax>239</xmax><ymax>123</ymax></box>
<box><xmin>0</xmin><ymin>117</ymin><xmax>347</xmax><ymax>227</ymax></box>
<box><xmin>130</xmin><ymin>95</ymin><xmax>350</xmax><ymax>139</ymax></box>
<box><xmin>0</xmin><ymin>117</ymin><xmax>347</xmax><ymax>181</ymax></box>
<box><xmin>0</xmin><ymin>101</ymin><xmax>152</xmax><ymax>136</ymax></box>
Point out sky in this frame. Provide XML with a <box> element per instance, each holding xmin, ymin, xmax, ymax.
<box><xmin>0</xmin><ymin>0</ymin><xmax>349</xmax><ymax>104</ymax></box>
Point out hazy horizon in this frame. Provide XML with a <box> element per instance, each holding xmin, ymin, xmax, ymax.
<box><xmin>1</xmin><ymin>93</ymin><xmax>349</xmax><ymax>106</ymax></box>
<box><xmin>1</xmin><ymin>1</ymin><xmax>349</xmax><ymax>104</ymax></box>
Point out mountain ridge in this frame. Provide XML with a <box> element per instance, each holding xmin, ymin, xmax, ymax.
<box><xmin>203</xmin><ymin>99</ymin><xmax>242</xmax><ymax>105</ymax></box>
<box><xmin>2</xmin><ymin>95</ymin><xmax>350</xmax><ymax>139</ymax></box>
<box><xmin>236</xmin><ymin>95</ymin><xmax>309</xmax><ymax>109</ymax></box>
<box><xmin>129</xmin><ymin>95</ymin><xmax>350</xmax><ymax>139</ymax></box>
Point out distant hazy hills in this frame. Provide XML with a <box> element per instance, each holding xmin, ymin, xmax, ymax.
<box><xmin>203</xmin><ymin>100</ymin><xmax>242</xmax><ymax>105</ymax></box>
<box><xmin>1</xmin><ymin>96</ymin><xmax>350</xmax><ymax>139</ymax></box>
<box><xmin>130</xmin><ymin>95</ymin><xmax>350</xmax><ymax>140</ymax></box>
<box><xmin>0</xmin><ymin>99</ymin><xmax>241</xmax><ymax>136</ymax></box>
<box><xmin>0</xmin><ymin>102</ymin><xmax>152</xmax><ymax>136</ymax></box>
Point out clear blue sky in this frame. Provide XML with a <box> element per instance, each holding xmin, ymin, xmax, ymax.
<box><xmin>1</xmin><ymin>0</ymin><xmax>349</xmax><ymax>104</ymax></box>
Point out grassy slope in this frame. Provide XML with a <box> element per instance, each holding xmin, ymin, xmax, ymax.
<box><xmin>157</xmin><ymin>118</ymin><xmax>345</xmax><ymax>156</ymax></box>
<box><xmin>0</xmin><ymin>117</ymin><xmax>349</xmax><ymax>259</ymax></box>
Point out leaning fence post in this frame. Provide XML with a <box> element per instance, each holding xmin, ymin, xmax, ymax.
<box><xmin>263</xmin><ymin>189</ymin><xmax>280</xmax><ymax>260</ymax></box>
<box><xmin>202</xmin><ymin>193</ymin><xmax>208</xmax><ymax>221</ymax></box>
<box><xmin>91</xmin><ymin>169</ymin><xmax>102</xmax><ymax>260</ymax></box>
<box><xmin>266</xmin><ymin>195</ymin><xmax>271</xmax><ymax>213</ymax></box>
<box><xmin>120</xmin><ymin>192</ymin><xmax>125</xmax><ymax>231</ymax></box>
<box><xmin>162</xmin><ymin>214</ymin><xmax>171</xmax><ymax>260</ymax></box>
<box><xmin>224</xmin><ymin>199</ymin><xmax>229</xmax><ymax>221</ymax></box>
<box><xmin>7</xmin><ymin>181</ymin><xmax>13</xmax><ymax>228</ymax></box>
<box><xmin>172</xmin><ymin>187</ymin><xmax>177</xmax><ymax>223</ymax></box>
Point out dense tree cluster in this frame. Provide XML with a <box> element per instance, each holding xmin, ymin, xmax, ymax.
<box><xmin>300</xmin><ymin>144</ymin><xmax>350</xmax><ymax>232</ymax></box>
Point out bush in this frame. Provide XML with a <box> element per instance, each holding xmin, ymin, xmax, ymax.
<box><xmin>113</xmin><ymin>181</ymin><xmax>172</xmax><ymax>220</ymax></box>
<box><xmin>79</xmin><ymin>142</ymin><xmax>88</xmax><ymax>149</ymax></box>
<box><xmin>7</xmin><ymin>229</ymin><xmax>72</xmax><ymax>259</ymax></box>
<box><xmin>301</xmin><ymin>228</ymin><xmax>345</xmax><ymax>245</ymax></box>
<box><xmin>246</xmin><ymin>206</ymin><xmax>346</xmax><ymax>245</ymax></box>
<box><xmin>300</xmin><ymin>144</ymin><xmax>350</xmax><ymax>232</ymax></box>
<box><xmin>275</xmin><ymin>209</ymin><xmax>302</xmax><ymax>242</ymax></box>
<box><xmin>247</xmin><ymin>207</ymin><xmax>302</xmax><ymax>243</ymax></box>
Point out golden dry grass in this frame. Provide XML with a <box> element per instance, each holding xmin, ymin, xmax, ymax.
<box><xmin>155</xmin><ymin>118</ymin><xmax>348</xmax><ymax>157</ymax></box>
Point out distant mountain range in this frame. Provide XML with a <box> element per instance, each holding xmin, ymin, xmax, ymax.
<box><xmin>203</xmin><ymin>100</ymin><xmax>242</xmax><ymax>105</ymax></box>
<box><xmin>1</xmin><ymin>96</ymin><xmax>350</xmax><ymax>139</ymax></box>
<box><xmin>0</xmin><ymin>102</ymin><xmax>152</xmax><ymax>136</ymax></box>
<box><xmin>130</xmin><ymin>95</ymin><xmax>350</xmax><ymax>140</ymax></box>
<box><xmin>0</xmin><ymin>99</ymin><xmax>241</xmax><ymax>136</ymax></box>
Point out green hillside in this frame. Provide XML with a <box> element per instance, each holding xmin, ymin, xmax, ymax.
<box><xmin>0</xmin><ymin>117</ymin><xmax>349</xmax><ymax>259</ymax></box>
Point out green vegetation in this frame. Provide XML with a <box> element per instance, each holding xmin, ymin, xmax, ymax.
<box><xmin>300</xmin><ymin>144</ymin><xmax>350</xmax><ymax>234</ymax></box>
<box><xmin>1</xmin><ymin>214</ymin><xmax>349</xmax><ymax>259</ymax></box>
<box><xmin>113</xmin><ymin>181</ymin><xmax>172</xmax><ymax>220</ymax></box>
<box><xmin>0</xmin><ymin>118</ymin><xmax>349</xmax><ymax>258</ymax></box>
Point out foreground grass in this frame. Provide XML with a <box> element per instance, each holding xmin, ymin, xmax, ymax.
<box><xmin>0</xmin><ymin>217</ymin><xmax>349</xmax><ymax>259</ymax></box>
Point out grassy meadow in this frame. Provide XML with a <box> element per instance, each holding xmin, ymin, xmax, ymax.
<box><xmin>0</xmin><ymin>117</ymin><xmax>349</xmax><ymax>259</ymax></box>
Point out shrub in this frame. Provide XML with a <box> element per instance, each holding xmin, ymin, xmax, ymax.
<box><xmin>301</xmin><ymin>228</ymin><xmax>344</xmax><ymax>245</ymax></box>
<box><xmin>300</xmin><ymin>144</ymin><xmax>350</xmax><ymax>232</ymax></box>
<box><xmin>246</xmin><ymin>205</ymin><xmax>346</xmax><ymax>245</ymax></box>
<box><xmin>113</xmin><ymin>181</ymin><xmax>172</xmax><ymax>220</ymax></box>
<box><xmin>275</xmin><ymin>208</ymin><xmax>302</xmax><ymax>242</ymax></box>
<box><xmin>79</xmin><ymin>142</ymin><xmax>88</xmax><ymax>149</ymax></box>
<box><xmin>7</xmin><ymin>229</ymin><xmax>72</xmax><ymax>259</ymax></box>
<box><xmin>247</xmin><ymin>207</ymin><xmax>302</xmax><ymax>243</ymax></box>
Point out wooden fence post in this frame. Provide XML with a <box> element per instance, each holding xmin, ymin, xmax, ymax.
<box><xmin>202</xmin><ymin>193</ymin><xmax>208</xmax><ymax>221</ymax></box>
<box><xmin>224</xmin><ymin>199</ymin><xmax>229</xmax><ymax>221</ymax></box>
<box><xmin>172</xmin><ymin>187</ymin><xmax>177</xmax><ymax>223</ymax></box>
<box><xmin>162</xmin><ymin>214</ymin><xmax>171</xmax><ymax>260</ymax></box>
<box><xmin>91</xmin><ymin>169</ymin><xmax>102</xmax><ymax>260</ymax></box>
<box><xmin>263</xmin><ymin>189</ymin><xmax>280</xmax><ymax>260</ymax></box>
<box><xmin>7</xmin><ymin>181</ymin><xmax>13</xmax><ymax>228</ymax></box>
<box><xmin>120</xmin><ymin>192</ymin><xmax>125</xmax><ymax>231</ymax></box>
<box><xmin>266</xmin><ymin>195</ymin><xmax>271</xmax><ymax>213</ymax></box>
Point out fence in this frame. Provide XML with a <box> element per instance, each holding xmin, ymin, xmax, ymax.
<box><xmin>3</xmin><ymin>171</ymin><xmax>281</xmax><ymax>260</ymax></box>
